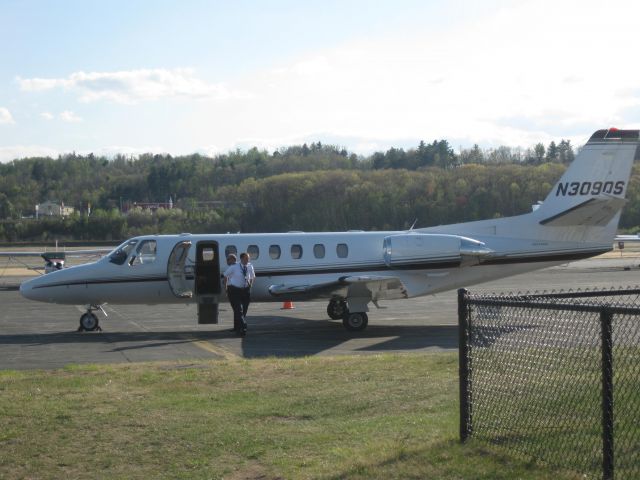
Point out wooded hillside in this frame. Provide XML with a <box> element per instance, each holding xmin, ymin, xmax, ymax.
<box><xmin>1</xmin><ymin>139</ymin><xmax>638</xmax><ymax>241</ymax></box>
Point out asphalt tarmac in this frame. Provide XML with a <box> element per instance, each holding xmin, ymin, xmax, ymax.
<box><xmin>1</xmin><ymin>256</ymin><xmax>639</xmax><ymax>370</ymax></box>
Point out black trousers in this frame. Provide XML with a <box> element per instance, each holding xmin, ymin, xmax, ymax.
<box><xmin>227</xmin><ymin>285</ymin><xmax>250</xmax><ymax>330</ymax></box>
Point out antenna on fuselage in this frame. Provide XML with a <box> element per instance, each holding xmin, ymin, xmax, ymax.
<box><xmin>409</xmin><ymin>218</ymin><xmax>418</xmax><ymax>230</ymax></box>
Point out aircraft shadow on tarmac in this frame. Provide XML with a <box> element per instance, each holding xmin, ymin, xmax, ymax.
<box><xmin>0</xmin><ymin>315</ymin><xmax>469</xmax><ymax>359</ymax></box>
<box><xmin>0</xmin><ymin>317</ymin><xmax>458</xmax><ymax>358</ymax></box>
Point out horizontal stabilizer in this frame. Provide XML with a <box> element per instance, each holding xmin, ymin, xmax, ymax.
<box><xmin>539</xmin><ymin>195</ymin><xmax>626</xmax><ymax>227</ymax></box>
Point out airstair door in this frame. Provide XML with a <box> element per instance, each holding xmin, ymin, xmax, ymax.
<box><xmin>195</xmin><ymin>241</ymin><xmax>221</xmax><ymax>295</ymax></box>
<box><xmin>167</xmin><ymin>240</ymin><xmax>193</xmax><ymax>298</ymax></box>
<box><xmin>195</xmin><ymin>241</ymin><xmax>221</xmax><ymax>324</ymax></box>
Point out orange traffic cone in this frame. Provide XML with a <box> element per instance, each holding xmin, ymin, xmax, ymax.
<box><xmin>281</xmin><ymin>300</ymin><xmax>295</xmax><ymax>309</ymax></box>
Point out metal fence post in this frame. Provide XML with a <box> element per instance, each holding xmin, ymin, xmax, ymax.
<box><xmin>600</xmin><ymin>307</ymin><xmax>614</xmax><ymax>480</ymax></box>
<box><xmin>458</xmin><ymin>288</ymin><xmax>471</xmax><ymax>442</ymax></box>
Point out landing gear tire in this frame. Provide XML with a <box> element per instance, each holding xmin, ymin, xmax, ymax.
<box><xmin>343</xmin><ymin>312</ymin><xmax>368</xmax><ymax>332</ymax></box>
<box><xmin>327</xmin><ymin>300</ymin><xmax>348</xmax><ymax>320</ymax></box>
<box><xmin>79</xmin><ymin>312</ymin><xmax>101</xmax><ymax>332</ymax></box>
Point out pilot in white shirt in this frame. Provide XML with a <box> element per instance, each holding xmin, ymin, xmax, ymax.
<box><xmin>224</xmin><ymin>252</ymin><xmax>255</xmax><ymax>335</ymax></box>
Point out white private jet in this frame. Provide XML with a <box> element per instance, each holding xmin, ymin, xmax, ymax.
<box><xmin>18</xmin><ymin>128</ymin><xmax>640</xmax><ymax>332</ymax></box>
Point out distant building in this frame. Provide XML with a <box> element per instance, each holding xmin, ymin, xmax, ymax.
<box><xmin>127</xmin><ymin>197</ymin><xmax>173</xmax><ymax>213</ymax></box>
<box><xmin>36</xmin><ymin>200</ymin><xmax>75</xmax><ymax>218</ymax></box>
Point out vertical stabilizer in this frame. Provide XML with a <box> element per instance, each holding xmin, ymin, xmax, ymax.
<box><xmin>533</xmin><ymin>129</ymin><xmax>639</xmax><ymax>239</ymax></box>
<box><xmin>536</xmin><ymin>129</ymin><xmax>638</xmax><ymax>219</ymax></box>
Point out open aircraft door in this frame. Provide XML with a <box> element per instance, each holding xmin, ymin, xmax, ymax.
<box><xmin>168</xmin><ymin>240</ymin><xmax>193</xmax><ymax>298</ymax></box>
<box><xmin>194</xmin><ymin>241</ymin><xmax>221</xmax><ymax>324</ymax></box>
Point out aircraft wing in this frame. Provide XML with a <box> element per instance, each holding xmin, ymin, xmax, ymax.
<box><xmin>268</xmin><ymin>274</ymin><xmax>408</xmax><ymax>302</ymax></box>
<box><xmin>0</xmin><ymin>248</ymin><xmax>113</xmax><ymax>257</ymax></box>
<box><xmin>615</xmin><ymin>234</ymin><xmax>640</xmax><ymax>242</ymax></box>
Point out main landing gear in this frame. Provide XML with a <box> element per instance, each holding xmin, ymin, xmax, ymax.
<box><xmin>327</xmin><ymin>299</ymin><xmax>369</xmax><ymax>332</ymax></box>
<box><xmin>327</xmin><ymin>299</ymin><xmax>348</xmax><ymax>320</ymax></box>
<box><xmin>78</xmin><ymin>305</ymin><xmax>105</xmax><ymax>332</ymax></box>
<box><xmin>342</xmin><ymin>311</ymin><xmax>368</xmax><ymax>332</ymax></box>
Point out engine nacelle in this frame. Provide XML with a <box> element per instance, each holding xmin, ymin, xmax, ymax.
<box><xmin>383</xmin><ymin>233</ymin><xmax>492</xmax><ymax>267</ymax></box>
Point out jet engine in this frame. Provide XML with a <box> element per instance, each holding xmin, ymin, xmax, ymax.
<box><xmin>382</xmin><ymin>233</ymin><xmax>493</xmax><ymax>267</ymax></box>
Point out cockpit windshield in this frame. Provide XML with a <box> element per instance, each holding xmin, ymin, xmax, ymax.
<box><xmin>108</xmin><ymin>239</ymin><xmax>138</xmax><ymax>265</ymax></box>
<box><xmin>129</xmin><ymin>239</ymin><xmax>157</xmax><ymax>265</ymax></box>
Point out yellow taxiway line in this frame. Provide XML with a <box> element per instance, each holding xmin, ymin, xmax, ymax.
<box><xmin>182</xmin><ymin>336</ymin><xmax>240</xmax><ymax>360</ymax></box>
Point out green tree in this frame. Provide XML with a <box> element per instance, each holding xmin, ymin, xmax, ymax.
<box><xmin>534</xmin><ymin>143</ymin><xmax>545</xmax><ymax>164</ymax></box>
<box><xmin>546</xmin><ymin>141</ymin><xmax>559</xmax><ymax>162</ymax></box>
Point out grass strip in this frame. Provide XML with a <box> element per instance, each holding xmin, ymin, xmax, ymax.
<box><xmin>0</xmin><ymin>352</ymin><xmax>585</xmax><ymax>479</ymax></box>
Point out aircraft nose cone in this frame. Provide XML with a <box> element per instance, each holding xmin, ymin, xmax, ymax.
<box><xmin>19</xmin><ymin>276</ymin><xmax>46</xmax><ymax>302</ymax></box>
<box><xmin>19</xmin><ymin>278</ymin><xmax>35</xmax><ymax>300</ymax></box>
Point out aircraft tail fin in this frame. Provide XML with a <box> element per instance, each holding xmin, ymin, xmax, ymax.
<box><xmin>532</xmin><ymin>128</ymin><xmax>639</xmax><ymax>240</ymax></box>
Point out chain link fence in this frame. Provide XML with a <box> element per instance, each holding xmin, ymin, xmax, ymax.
<box><xmin>458</xmin><ymin>287</ymin><xmax>640</xmax><ymax>480</ymax></box>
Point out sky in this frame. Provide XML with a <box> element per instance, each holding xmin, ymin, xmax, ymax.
<box><xmin>1</xmin><ymin>0</ymin><xmax>640</xmax><ymax>162</ymax></box>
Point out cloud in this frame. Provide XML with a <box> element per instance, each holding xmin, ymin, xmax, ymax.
<box><xmin>0</xmin><ymin>144</ymin><xmax>173</xmax><ymax>163</ymax></box>
<box><xmin>90</xmin><ymin>145</ymin><xmax>168</xmax><ymax>157</ymax></box>
<box><xmin>0</xmin><ymin>107</ymin><xmax>14</xmax><ymax>124</ymax></box>
<box><xmin>17</xmin><ymin>68</ymin><xmax>251</xmax><ymax>104</ymax></box>
<box><xmin>272</xmin><ymin>55</ymin><xmax>332</xmax><ymax>77</ymax></box>
<box><xmin>59</xmin><ymin>110</ymin><xmax>82</xmax><ymax>122</ymax></box>
<box><xmin>9</xmin><ymin>1</ymin><xmax>640</xmax><ymax>156</ymax></box>
<box><xmin>225</xmin><ymin>0</ymin><xmax>640</xmax><ymax>149</ymax></box>
<box><xmin>40</xmin><ymin>112</ymin><xmax>54</xmax><ymax>120</ymax></box>
<box><xmin>0</xmin><ymin>145</ymin><xmax>60</xmax><ymax>162</ymax></box>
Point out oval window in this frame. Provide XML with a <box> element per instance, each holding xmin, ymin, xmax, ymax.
<box><xmin>313</xmin><ymin>244</ymin><xmax>325</xmax><ymax>259</ymax></box>
<box><xmin>247</xmin><ymin>244</ymin><xmax>259</xmax><ymax>260</ymax></box>
<box><xmin>269</xmin><ymin>245</ymin><xmax>281</xmax><ymax>259</ymax></box>
<box><xmin>225</xmin><ymin>245</ymin><xmax>237</xmax><ymax>258</ymax></box>
<box><xmin>337</xmin><ymin>243</ymin><xmax>349</xmax><ymax>258</ymax></box>
<box><xmin>291</xmin><ymin>244</ymin><xmax>303</xmax><ymax>259</ymax></box>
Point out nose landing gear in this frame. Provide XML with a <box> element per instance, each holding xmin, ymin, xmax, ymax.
<box><xmin>78</xmin><ymin>305</ymin><xmax>105</xmax><ymax>332</ymax></box>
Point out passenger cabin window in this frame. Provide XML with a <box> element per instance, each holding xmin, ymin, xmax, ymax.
<box><xmin>291</xmin><ymin>244</ymin><xmax>303</xmax><ymax>259</ymax></box>
<box><xmin>337</xmin><ymin>243</ymin><xmax>349</xmax><ymax>258</ymax></box>
<box><xmin>313</xmin><ymin>244</ymin><xmax>325</xmax><ymax>259</ymax></box>
<box><xmin>225</xmin><ymin>245</ymin><xmax>237</xmax><ymax>258</ymax></box>
<box><xmin>247</xmin><ymin>244</ymin><xmax>259</xmax><ymax>260</ymax></box>
<box><xmin>130</xmin><ymin>239</ymin><xmax>157</xmax><ymax>266</ymax></box>
<box><xmin>109</xmin><ymin>240</ymin><xmax>138</xmax><ymax>265</ymax></box>
<box><xmin>269</xmin><ymin>245</ymin><xmax>281</xmax><ymax>259</ymax></box>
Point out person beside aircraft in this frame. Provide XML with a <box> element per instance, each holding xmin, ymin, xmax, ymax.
<box><xmin>223</xmin><ymin>253</ymin><xmax>239</xmax><ymax>332</ymax></box>
<box><xmin>239</xmin><ymin>251</ymin><xmax>256</xmax><ymax>325</ymax></box>
<box><xmin>224</xmin><ymin>252</ymin><xmax>255</xmax><ymax>336</ymax></box>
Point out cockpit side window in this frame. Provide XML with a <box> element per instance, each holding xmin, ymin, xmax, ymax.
<box><xmin>109</xmin><ymin>240</ymin><xmax>138</xmax><ymax>265</ymax></box>
<box><xmin>130</xmin><ymin>240</ymin><xmax>157</xmax><ymax>266</ymax></box>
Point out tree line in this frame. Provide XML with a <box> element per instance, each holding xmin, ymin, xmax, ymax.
<box><xmin>1</xmin><ymin>138</ymin><xmax>638</xmax><ymax>242</ymax></box>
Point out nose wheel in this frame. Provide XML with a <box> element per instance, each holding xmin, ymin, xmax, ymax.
<box><xmin>78</xmin><ymin>305</ymin><xmax>104</xmax><ymax>332</ymax></box>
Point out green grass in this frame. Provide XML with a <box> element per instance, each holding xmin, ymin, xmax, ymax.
<box><xmin>0</xmin><ymin>353</ymin><xmax>585</xmax><ymax>479</ymax></box>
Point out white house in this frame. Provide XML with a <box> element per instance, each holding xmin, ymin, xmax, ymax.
<box><xmin>36</xmin><ymin>200</ymin><xmax>75</xmax><ymax>218</ymax></box>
